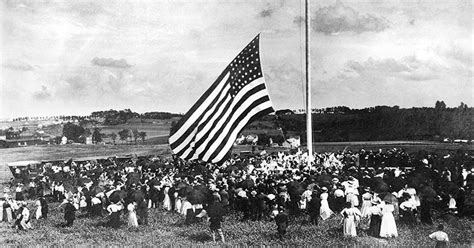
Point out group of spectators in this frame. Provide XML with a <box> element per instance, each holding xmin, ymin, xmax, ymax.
<box><xmin>1</xmin><ymin>147</ymin><xmax>473</xmax><ymax>245</ymax></box>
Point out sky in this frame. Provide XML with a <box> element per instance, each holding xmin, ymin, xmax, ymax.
<box><xmin>1</xmin><ymin>0</ymin><xmax>472</xmax><ymax>119</ymax></box>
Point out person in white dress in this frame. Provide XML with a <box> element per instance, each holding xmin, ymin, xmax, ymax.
<box><xmin>320</xmin><ymin>187</ymin><xmax>333</xmax><ymax>220</ymax></box>
<box><xmin>379</xmin><ymin>201</ymin><xmax>398</xmax><ymax>238</ymax></box>
<box><xmin>35</xmin><ymin>199</ymin><xmax>42</xmax><ymax>220</ymax></box>
<box><xmin>341</xmin><ymin>202</ymin><xmax>362</xmax><ymax>237</ymax></box>
<box><xmin>360</xmin><ymin>188</ymin><xmax>372</xmax><ymax>217</ymax></box>
<box><xmin>163</xmin><ymin>186</ymin><xmax>172</xmax><ymax>211</ymax></box>
<box><xmin>174</xmin><ymin>192</ymin><xmax>182</xmax><ymax>213</ymax></box>
<box><xmin>127</xmin><ymin>202</ymin><xmax>138</xmax><ymax>227</ymax></box>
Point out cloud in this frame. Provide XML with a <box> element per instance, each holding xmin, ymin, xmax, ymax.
<box><xmin>2</xmin><ymin>60</ymin><xmax>34</xmax><ymax>71</ymax></box>
<box><xmin>343</xmin><ymin>56</ymin><xmax>443</xmax><ymax>81</ymax></box>
<box><xmin>259</xmin><ymin>8</ymin><xmax>274</xmax><ymax>18</ymax></box>
<box><xmin>312</xmin><ymin>2</ymin><xmax>390</xmax><ymax>34</ymax></box>
<box><xmin>33</xmin><ymin>86</ymin><xmax>52</xmax><ymax>100</ymax></box>
<box><xmin>91</xmin><ymin>57</ymin><xmax>132</xmax><ymax>68</ymax></box>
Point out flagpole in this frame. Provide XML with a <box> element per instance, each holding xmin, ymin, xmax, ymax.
<box><xmin>305</xmin><ymin>0</ymin><xmax>312</xmax><ymax>167</ymax></box>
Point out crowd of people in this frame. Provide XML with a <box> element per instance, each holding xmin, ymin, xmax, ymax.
<box><xmin>1</xmin><ymin>147</ymin><xmax>473</xmax><ymax>244</ymax></box>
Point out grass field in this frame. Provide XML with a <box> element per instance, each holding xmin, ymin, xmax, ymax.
<box><xmin>0</xmin><ymin>202</ymin><xmax>472</xmax><ymax>246</ymax></box>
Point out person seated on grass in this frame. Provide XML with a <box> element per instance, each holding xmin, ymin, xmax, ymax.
<box><xmin>274</xmin><ymin>206</ymin><xmax>289</xmax><ymax>241</ymax></box>
<box><xmin>429</xmin><ymin>224</ymin><xmax>449</xmax><ymax>248</ymax></box>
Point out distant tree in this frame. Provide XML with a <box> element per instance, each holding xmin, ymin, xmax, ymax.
<box><xmin>435</xmin><ymin>100</ymin><xmax>446</xmax><ymax>110</ymax></box>
<box><xmin>458</xmin><ymin>102</ymin><xmax>468</xmax><ymax>110</ymax></box>
<box><xmin>53</xmin><ymin>136</ymin><xmax>63</xmax><ymax>144</ymax></box>
<box><xmin>132</xmin><ymin>129</ymin><xmax>139</xmax><ymax>144</ymax></box>
<box><xmin>138</xmin><ymin>131</ymin><xmax>147</xmax><ymax>142</ymax></box>
<box><xmin>83</xmin><ymin>128</ymin><xmax>92</xmax><ymax>137</ymax></box>
<box><xmin>118</xmin><ymin>129</ymin><xmax>130</xmax><ymax>144</ymax></box>
<box><xmin>92</xmin><ymin>128</ymin><xmax>103</xmax><ymax>144</ymax></box>
<box><xmin>110</xmin><ymin>132</ymin><xmax>117</xmax><ymax>145</ymax></box>
<box><xmin>62</xmin><ymin>122</ymin><xmax>85</xmax><ymax>143</ymax></box>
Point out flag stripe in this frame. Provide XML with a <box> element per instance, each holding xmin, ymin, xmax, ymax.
<box><xmin>172</xmin><ymin>82</ymin><xmax>232</xmax><ymax>155</ymax></box>
<box><xmin>169</xmin><ymin>69</ymin><xmax>230</xmax><ymax>146</ymax></box>
<box><xmin>184</xmin><ymin>81</ymin><xmax>267</xmax><ymax>159</ymax></box>
<box><xmin>169</xmin><ymin>70</ymin><xmax>229</xmax><ymax>149</ymax></box>
<box><xmin>203</xmin><ymin>98</ymin><xmax>273</xmax><ymax>162</ymax></box>
<box><xmin>181</xmin><ymin>81</ymin><xmax>267</xmax><ymax>159</ymax></box>
<box><xmin>209</xmin><ymin>103</ymin><xmax>274</xmax><ymax>162</ymax></box>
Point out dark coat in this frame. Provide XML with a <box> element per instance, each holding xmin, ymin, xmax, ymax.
<box><xmin>308</xmin><ymin>196</ymin><xmax>321</xmax><ymax>215</ymax></box>
<box><xmin>64</xmin><ymin>202</ymin><xmax>76</xmax><ymax>221</ymax></box>
<box><xmin>275</xmin><ymin>211</ymin><xmax>289</xmax><ymax>231</ymax></box>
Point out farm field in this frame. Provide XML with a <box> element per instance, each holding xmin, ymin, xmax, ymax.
<box><xmin>95</xmin><ymin>119</ymin><xmax>173</xmax><ymax>141</ymax></box>
<box><xmin>0</xmin><ymin>203</ymin><xmax>472</xmax><ymax>246</ymax></box>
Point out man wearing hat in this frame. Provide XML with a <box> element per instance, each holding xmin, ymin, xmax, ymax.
<box><xmin>308</xmin><ymin>190</ymin><xmax>321</xmax><ymax>225</ymax></box>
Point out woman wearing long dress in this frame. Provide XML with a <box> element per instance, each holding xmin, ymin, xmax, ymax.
<box><xmin>174</xmin><ymin>192</ymin><xmax>182</xmax><ymax>213</ymax></box>
<box><xmin>3</xmin><ymin>198</ymin><xmax>14</xmax><ymax>222</ymax></box>
<box><xmin>107</xmin><ymin>202</ymin><xmax>123</xmax><ymax>228</ymax></box>
<box><xmin>380</xmin><ymin>201</ymin><xmax>398</xmax><ymax>238</ymax></box>
<box><xmin>367</xmin><ymin>199</ymin><xmax>382</xmax><ymax>237</ymax></box>
<box><xmin>35</xmin><ymin>199</ymin><xmax>42</xmax><ymax>220</ymax></box>
<box><xmin>399</xmin><ymin>194</ymin><xmax>416</xmax><ymax>226</ymax></box>
<box><xmin>320</xmin><ymin>187</ymin><xmax>333</xmax><ymax>220</ymax></box>
<box><xmin>341</xmin><ymin>202</ymin><xmax>362</xmax><ymax>237</ymax></box>
<box><xmin>360</xmin><ymin>188</ymin><xmax>373</xmax><ymax>217</ymax></box>
<box><xmin>163</xmin><ymin>186</ymin><xmax>172</xmax><ymax>211</ymax></box>
<box><xmin>127</xmin><ymin>202</ymin><xmax>138</xmax><ymax>227</ymax></box>
<box><xmin>360</xmin><ymin>188</ymin><xmax>372</xmax><ymax>229</ymax></box>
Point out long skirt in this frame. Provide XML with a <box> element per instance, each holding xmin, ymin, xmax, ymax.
<box><xmin>368</xmin><ymin>215</ymin><xmax>381</xmax><ymax>237</ymax></box>
<box><xmin>128</xmin><ymin>211</ymin><xmax>138</xmax><ymax>227</ymax></box>
<box><xmin>380</xmin><ymin>213</ymin><xmax>398</xmax><ymax>238</ymax></box>
<box><xmin>343</xmin><ymin>216</ymin><xmax>357</xmax><ymax>237</ymax></box>
<box><xmin>320</xmin><ymin>200</ymin><xmax>333</xmax><ymax>220</ymax></box>
<box><xmin>109</xmin><ymin>212</ymin><xmax>121</xmax><ymax>228</ymax></box>
<box><xmin>3</xmin><ymin>207</ymin><xmax>13</xmax><ymax>222</ymax></box>
<box><xmin>400</xmin><ymin>209</ymin><xmax>416</xmax><ymax>226</ymax></box>
<box><xmin>175</xmin><ymin>199</ymin><xmax>182</xmax><ymax>213</ymax></box>
<box><xmin>163</xmin><ymin>195</ymin><xmax>171</xmax><ymax>211</ymax></box>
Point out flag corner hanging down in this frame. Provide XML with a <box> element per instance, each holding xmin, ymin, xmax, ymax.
<box><xmin>169</xmin><ymin>34</ymin><xmax>275</xmax><ymax>163</ymax></box>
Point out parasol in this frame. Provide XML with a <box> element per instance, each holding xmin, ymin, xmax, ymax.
<box><xmin>186</xmin><ymin>189</ymin><xmax>206</xmax><ymax>204</ymax></box>
<box><xmin>109</xmin><ymin>190</ymin><xmax>127</xmax><ymax>203</ymax></box>
<box><xmin>239</xmin><ymin>179</ymin><xmax>255</xmax><ymax>189</ymax></box>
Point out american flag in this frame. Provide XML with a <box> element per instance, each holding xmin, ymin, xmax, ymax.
<box><xmin>169</xmin><ymin>34</ymin><xmax>274</xmax><ymax>163</ymax></box>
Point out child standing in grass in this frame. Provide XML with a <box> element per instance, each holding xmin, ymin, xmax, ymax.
<box><xmin>429</xmin><ymin>224</ymin><xmax>449</xmax><ymax>248</ymax></box>
<box><xmin>275</xmin><ymin>206</ymin><xmax>289</xmax><ymax>241</ymax></box>
<box><xmin>207</xmin><ymin>195</ymin><xmax>225</xmax><ymax>242</ymax></box>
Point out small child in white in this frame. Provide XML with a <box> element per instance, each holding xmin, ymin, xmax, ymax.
<box><xmin>428</xmin><ymin>224</ymin><xmax>449</xmax><ymax>248</ymax></box>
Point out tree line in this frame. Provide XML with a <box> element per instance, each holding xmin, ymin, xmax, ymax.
<box><xmin>91</xmin><ymin>109</ymin><xmax>181</xmax><ymax>125</ymax></box>
<box><xmin>59</xmin><ymin>123</ymin><xmax>147</xmax><ymax>145</ymax></box>
<box><xmin>273</xmin><ymin>101</ymin><xmax>472</xmax><ymax>143</ymax></box>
